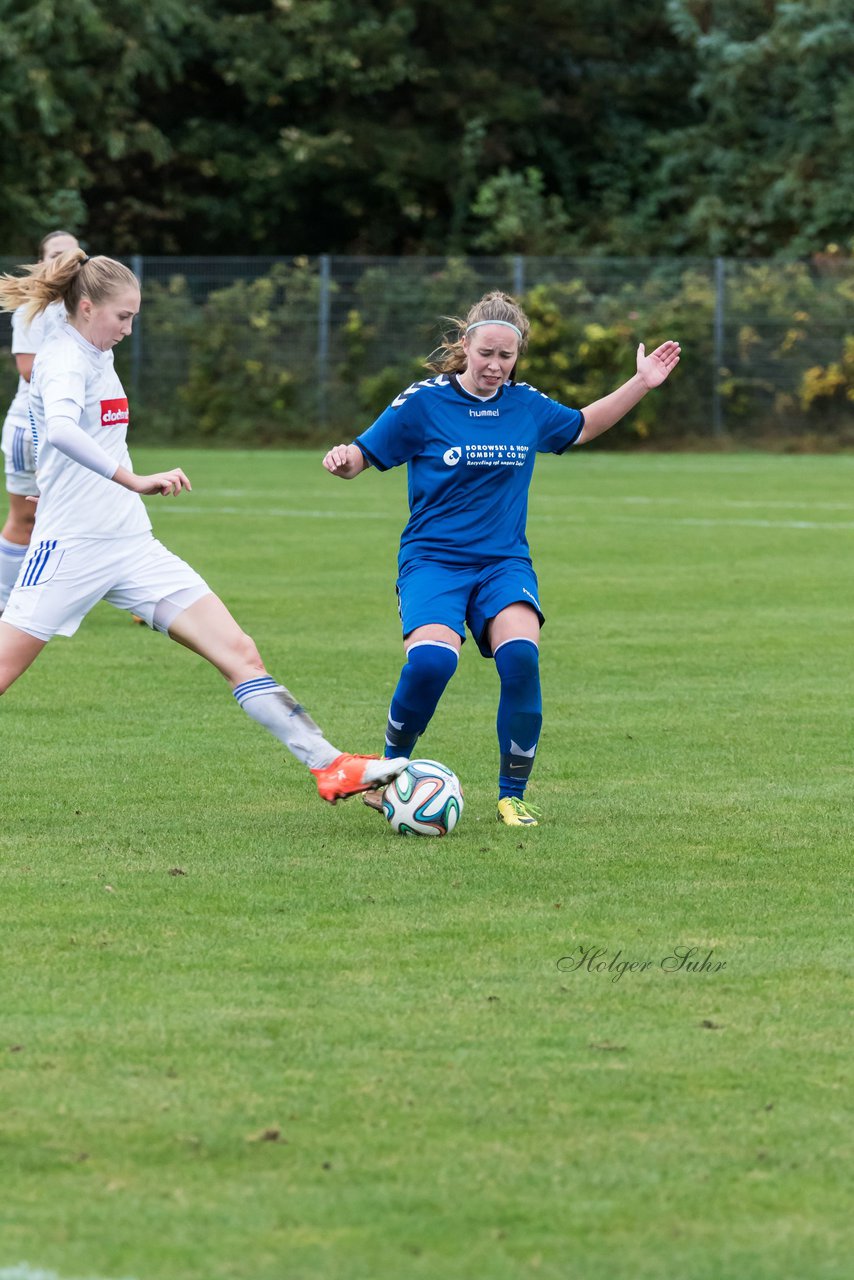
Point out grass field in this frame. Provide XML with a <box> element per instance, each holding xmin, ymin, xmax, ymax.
<box><xmin>1</xmin><ymin>448</ymin><xmax>852</xmax><ymax>1280</ymax></box>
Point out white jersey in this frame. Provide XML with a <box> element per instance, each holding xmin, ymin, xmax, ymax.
<box><xmin>7</xmin><ymin>302</ymin><xmax>67</xmax><ymax>425</ymax></box>
<box><xmin>28</xmin><ymin>325</ymin><xmax>151</xmax><ymax>540</ymax></box>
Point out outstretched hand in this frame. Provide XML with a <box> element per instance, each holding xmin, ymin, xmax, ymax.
<box><xmin>637</xmin><ymin>340</ymin><xmax>681</xmax><ymax>389</ymax></box>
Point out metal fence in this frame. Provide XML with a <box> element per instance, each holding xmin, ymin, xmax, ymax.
<box><xmin>1</xmin><ymin>255</ymin><xmax>851</xmax><ymax>443</ymax></box>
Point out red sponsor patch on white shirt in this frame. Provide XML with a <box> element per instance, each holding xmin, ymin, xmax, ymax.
<box><xmin>101</xmin><ymin>397</ymin><xmax>129</xmax><ymax>427</ymax></box>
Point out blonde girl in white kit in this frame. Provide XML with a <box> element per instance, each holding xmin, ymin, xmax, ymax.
<box><xmin>0</xmin><ymin>249</ymin><xmax>406</xmax><ymax>804</ymax></box>
<box><xmin>0</xmin><ymin>230</ymin><xmax>80</xmax><ymax>614</ymax></box>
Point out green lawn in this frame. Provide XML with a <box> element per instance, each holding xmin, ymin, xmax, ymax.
<box><xmin>1</xmin><ymin>449</ymin><xmax>851</xmax><ymax>1280</ymax></box>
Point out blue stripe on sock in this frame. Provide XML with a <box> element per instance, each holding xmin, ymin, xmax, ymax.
<box><xmin>234</xmin><ymin>677</ymin><xmax>277</xmax><ymax>694</ymax></box>
<box><xmin>0</xmin><ymin>541</ymin><xmax>27</xmax><ymax>562</ymax></box>
<box><xmin>233</xmin><ymin>676</ymin><xmax>279</xmax><ymax>704</ymax></box>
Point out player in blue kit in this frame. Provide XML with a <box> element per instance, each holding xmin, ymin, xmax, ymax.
<box><xmin>323</xmin><ymin>291</ymin><xmax>680</xmax><ymax>825</ymax></box>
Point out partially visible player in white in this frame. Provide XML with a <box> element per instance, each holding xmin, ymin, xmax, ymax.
<box><xmin>0</xmin><ymin>249</ymin><xmax>407</xmax><ymax>804</ymax></box>
<box><xmin>0</xmin><ymin>230</ymin><xmax>80</xmax><ymax>615</ymax></box>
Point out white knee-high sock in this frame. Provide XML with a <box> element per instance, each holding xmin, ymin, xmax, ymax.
<box><xmin>0</xmin><ymin>535</ymin><xmax>28</xmax><ymax>610</ymax></box>
<box><xmin>233</xmin><ymin>675</ymin><xmax>340</xmax><ymax>770</ymax></box>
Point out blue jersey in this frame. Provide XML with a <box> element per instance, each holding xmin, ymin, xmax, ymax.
<box><xmin>355</xmin><ymin>373</ymin><xmax>584</xmax><ymax>568</ymax></box>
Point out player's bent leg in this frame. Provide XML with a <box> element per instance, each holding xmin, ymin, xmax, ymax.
<box><xmin>386</xmin><ymin>626</ymin><xmax>460</xmax><ymax>757</ymax></box>
<box><xmin>490</xmin><ymin>604</ymin><xmax>543</xmax><ymax>824</ymax></box>
<box><xmin>360</xmin><ymin>625</ymin><xmax>460</xmax><ymax>813</ymax></box>
<box><xmin>0</xmin><ymin>621</ymin><xmax>47</xmax><ymax>695</ymax></box>
<box><xmin>494</xmin><ymin>637</ymin><xmax>542</xmax><ymax>799</ymax></box>
<box><xmin>161</xmin><ymin>590</ymin><xmax>262</xmax><ymax>683</ymax></box>
<box><xmin>0</xmin><ymin>536</ymin><xmax>27</xmax><ymax>612</ymax></box>
<box><xmin>165</xmin><ymin>590</ymin><xmax>334</xmax><ymax>767</ymax></box>
<box><xmin>0</xmin><ymin>494</ymin><xmax>36</xmax><ymax>612</ymax></box>
<box><xmin>488</xmin><ymin>602</ymin><xmax>541</xmax><ymax>651</ymax></box>
<box><xmin>2</xmin><ymin>492</ymin><xmax>37</xmax><ymax>544</ymax></box>
<box><xmin>404</xmin><ymin>624</ymin><xmax>462</xmax><ymax>649</ymax></box>
<box><xmin>164</xmin><ymin>591</ymin><xmax>407</xmax><ymax>798</ymax></box>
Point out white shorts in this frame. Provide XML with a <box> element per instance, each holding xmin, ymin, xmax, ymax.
<box><xmin>1</xmin><ymin>531</ymin><xmax>210</xmax><ymax>641</ymax></box>
<box><xmin>1</xmin><ymin>412</ymin><xmax>38</xmax><ymax>497</ymax></box>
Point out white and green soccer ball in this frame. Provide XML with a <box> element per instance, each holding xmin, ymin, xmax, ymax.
<box><xmin>382</xmin><ymin>759</ymin><xmax>464</xmax><ymax>836</ymax></box>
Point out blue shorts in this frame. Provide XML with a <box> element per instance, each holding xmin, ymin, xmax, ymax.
<box><xmin>396</xmin><ymin>558</ymin><xmax>545</xmax><ymax>658</ymax></box>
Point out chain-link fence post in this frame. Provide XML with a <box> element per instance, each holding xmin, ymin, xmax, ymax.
<box><xmin>712</xmin><ymin>256</ymin><xmax>725</xmax><ymax>437</ymax></box>
<box><xmin>131</xmin><ymin>253</ymin><xmax>143</xmax><ymax>401</ymax></box>
<box><xmin>317</xmin><ymin>254</ymin><xmax>331</xmax><ymax>427</ymax></box>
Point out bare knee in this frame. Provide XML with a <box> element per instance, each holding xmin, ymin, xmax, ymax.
<box><xmin>235</xmin><ymin>630</ymin><xmax>265</xmax><ymax>675</ymax></box>
<box><xmin>2</xmin><ymin>510</ymin><xmax>35</xmax><ymax>544</ymax></box>
<box><xmin>166</xmin><ymin>593</ymin><xmax>267</xmax><ymax>683</ymax></box>
<box><xmin>0</xmin><ymin>670</ymin><xmax>20</xmax><ymax>696</ymax></box>
<box><xmin>216</xmin><ymin>629</ymin><xmax>267</xmax><ymax>686</ymax></box>
<box><xmin>0</xmin><ymin>625</ymin><xmax>45</xmax><ymax>690</ymax></box>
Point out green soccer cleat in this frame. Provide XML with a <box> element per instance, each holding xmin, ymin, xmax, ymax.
<box><xmin>497</xmin><ymin>796</ymin><xmax>541</xmax><ymax>827</ymax></box>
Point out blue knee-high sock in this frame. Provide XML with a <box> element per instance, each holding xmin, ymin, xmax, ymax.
<box><xmin>384</xmin><ymin>641</ymin><xmax>458</xmax><ymax>758</ymax></box>
<box><xmin>495</xmin><ymin>637</ymin><xmax>542</xmax><ymax>800</ymax></box>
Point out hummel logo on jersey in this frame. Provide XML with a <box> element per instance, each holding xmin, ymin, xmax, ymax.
<box><xmin>443</xmin><ymin>447</ymin><xmax>462</xmax><ymax>466</ymax></box>
<box><xmin>101</xmin><ymin>397</ymin><xmax>129</xmax><ymax>427</ymax></box>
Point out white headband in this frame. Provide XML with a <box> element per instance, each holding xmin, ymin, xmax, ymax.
<box><xmin>465</xmin><ymin>319</ymin><xmax>522</xmax><ymax>340</ymax></box>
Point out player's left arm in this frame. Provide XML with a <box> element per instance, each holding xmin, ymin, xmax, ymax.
<box><xmin>576</xmin><ymin>341</ymin><xmax>681</xmax><ymax>445</ymax></box>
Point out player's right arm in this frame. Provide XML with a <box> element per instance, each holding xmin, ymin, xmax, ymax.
<box><xmin>322</xmin><ymin>443</ymin><xmax>369</xmax><ymax>479</ymax></box>
<box><xmin>44</xmin><ymin>412</ymin><xmax>191</xmax><ymax>496</ymax></box>
<box><xmin>112</xmin><ymin>465</ymin><xmax>192</xmax><ymax>496</ymax></box>
<box><xmin>324</xmin><ymin>386</ymin><xmax>427</xmax><ymax>479</ymax></box>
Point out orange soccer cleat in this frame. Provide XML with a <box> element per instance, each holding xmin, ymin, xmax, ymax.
<box><xmin>311</xmin><ymin>753</ymin><xmax>409</xmax><ymax>804</ymax></box>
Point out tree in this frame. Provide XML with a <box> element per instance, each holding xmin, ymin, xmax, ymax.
<box><xmin>0</xmin><ymin>0</ymin><xmax>695</xmax><ymax>254</ymax></box>
<box><xmin>0</xmin><ymin>0</ymin><xmax>207</xmax><ymax>252</ymax></box>
<box><xmin>0</xmin><ymin>0</ymin><xmax>848</xmax><ymax>257</ymax></box>
<box><xmin>181</xmin><ymin>0</ymin><xmax>694</xmax><ymax>254</ymax></box>
<box><xmin>641</xmin><ymin>0</ymin><xmax>854</xmax><ymax>255</ymax></box>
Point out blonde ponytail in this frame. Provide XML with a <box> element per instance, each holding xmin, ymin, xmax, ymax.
<box><xmin>0</xmin><ymin>252</ymin><xmax>138</xmax><ymax>324</ymax></box>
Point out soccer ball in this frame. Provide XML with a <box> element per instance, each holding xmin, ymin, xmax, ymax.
<box><xmin>382</xmin><ymin>759</ymin><xmax>464</xmax><ymax>836</ymax></box>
